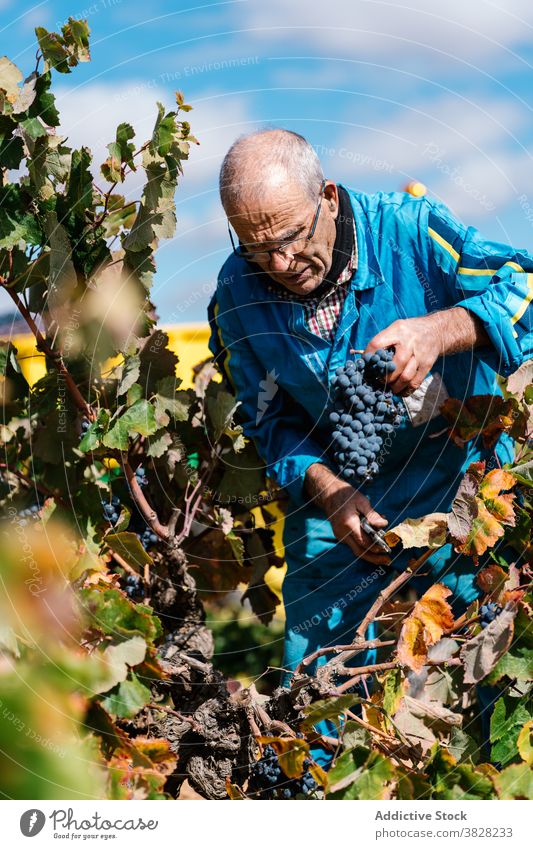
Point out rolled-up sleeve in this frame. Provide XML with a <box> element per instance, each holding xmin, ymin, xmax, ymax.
<box><xmin>207</xmin><ymin>282</ymin><xmax>333</xmax><ymax>503</ymax></box>
<box><xmin>425</xmin><ymin>199</ymin><xmax>533</xmax><ymax>376</ymax></box>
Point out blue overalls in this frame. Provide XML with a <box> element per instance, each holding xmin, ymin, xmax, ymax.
<box><xmin>208</xmin><ymin>189</ymin><xmax>532</xmax><ymax>749</ymax></box>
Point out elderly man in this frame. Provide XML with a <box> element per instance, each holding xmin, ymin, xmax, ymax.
<box><xmin>207</xmin><ymin>128</ymin><xmax>531</xmax><ymax>689</ymax></box>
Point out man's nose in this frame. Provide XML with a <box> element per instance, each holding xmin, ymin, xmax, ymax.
<box><xmin>268</xmin><ymin>250</ymin><xmax>292</xmax><ymax>272</ymax></box>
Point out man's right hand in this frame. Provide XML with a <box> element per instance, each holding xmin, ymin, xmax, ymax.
<box><xmin>304</xmin><ymin>462</ymin><xmax>391</xmax><ymax>566</ymax></box>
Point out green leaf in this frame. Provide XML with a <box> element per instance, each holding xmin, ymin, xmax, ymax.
<box><xmin>93</xmin><ymin>635</ymin><xmax>147</xmax><ymax>694</ymax></box>
<box><xmin>101</xmin><ymin>122</ymin><xmax>136</xmax><ymax>183</ymax></box>
<box><xmin>35</xmin><ymin>27</ymin><xmax>71</xmax><ymax>73</ymax></box>
<box><xmin>426</xmin><ymin>746</ymin><xmax>495</xmax><ymax>799</ymax></box>
<box><xmin>66</xmin><ymin>146</ymin><xmax>93</xmax><ymax>218</ymax></box>
<box><xmin>486</xmin><ymin>647</ymin><xmax>533</xmax><ymax>685</ymax></box>
<box><xmin>509</xmin><ymin>460</ymin><xmax>533</xmax><ymax>486</ymax></box>
<box><xmin>300</xmin><ymin>694</ymin><xmax>359</xmax><ymax>732</ymax></box>
<box><xmin>44</xmin><ymin>209</ymin><xmax>77</xmax><ymax>310</ymax></box>
<box><xmin>27</xmin><ymin>70</ymin><xmax>59</xmax><ymax>126</ymax></box>
<box><xmin>103</xmin><ymin>400</ymin><xmax>158</xmax><ymax>449</ymax></box>
<box><xmin>490</xmin><ymin>695</ymin><xmax>532</xmax><ymax>766</ymax></box>
<box><xmin>104</xmin><ymin>531</ymin><xmax>154</xmax><ymax>571</ymax></box>
<box><xmin>155</xmin><ymin>376</ymin><xmax>190</xmax><ymax>422</ymax></box>
<box><xmin>79</xmin><ymin>586</ymin><xmax>162</xmax><ymax>642</ymax></box>
<box><xmin>0</xmin><ymin>185</ymin><xmax>41</xmax><ymax>249</ymax></box>
<box><xmin>448</xmin><ymin>728</ymin><xmax>479</xmax><ymax>764</ymax></box>
<box><xmin>100</xmin><ymin>671</ymin><xmax>151</xmax><ymax>718</ymax></box>
<box><xmin>61</xmin><ymin>18</ymin><xmax>91</xmax><ymax>63</ymax></box>
<box><xmin>19</xmin><ymin>115</ymin><xmax>47</xmax><ymax>139</ymax></box>
<box><xmin>79</xmin><ymin>409</ymin><xmax>110</xmax><ymax>452</ymax></box>
<box><xmin>117</xmin><ymin>355</ymin><xmax>141</xmax><ymax>396</ymax></box>
<box><xmin>0</xmin><ymin>115</ymin><xmax>24</xmax><ymax>169</ymax></box>
<box><xmin>494</xmin><ymin>762</ymin><xmax>533</xmax><ymax>799</ymax></box>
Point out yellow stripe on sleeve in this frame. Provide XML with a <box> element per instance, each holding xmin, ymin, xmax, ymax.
<box><xmin>511</xmin><ymin>272</ymin><xmax>533</xmax><ymax>326</ymax></box>
<box><xmin>428</xmin><ymin>226</ymin><xmax>460</xmax><ymax>263</ymax></box>
<box><xmin>457</xmin><ymin>260</ymin><xmax>524</xmax><ymax>276</ymax></box>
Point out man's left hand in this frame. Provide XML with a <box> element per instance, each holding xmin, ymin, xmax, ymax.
<box><xmin>366</xmin><ymin>314</ymin><xmax>443</xmax><ymax>396</ymax></box>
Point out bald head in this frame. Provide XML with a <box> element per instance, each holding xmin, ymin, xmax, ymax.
<box><xmin>219</xmin><ymin>129</ymin><xmax>324</xmax><ymax>213</ymax></box>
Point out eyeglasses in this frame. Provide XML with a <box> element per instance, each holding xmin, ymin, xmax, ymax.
<box><xmin>227</xmin><ymin>179</ymin><xmax>327</xmax><ymax>264</ymax></box>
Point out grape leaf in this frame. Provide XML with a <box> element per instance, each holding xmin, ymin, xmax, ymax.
<box><xmin>517</xmin><ymin>721</ymin><xmax>533</xmax><ymax>766</ymax></box>
<box><xmin>385</xmin><ymin>512</ymin><xmax>447</xmax><ymax>549</ymax></box>
<box><xmin>461</xmin><ymin>606</ymin><xmax>517</xmax><ymax>684</ymax></box>
<box><xmin>397</xmin><ymin>583</ymin><xmax>454</xmax><ymax>672</ymax></box>
<box><xmin>104</xmin><ymin>531</ymin><xmax>154</xmax><ymax>571</ymax></box>
<box><xmin>300</xmin><ymin>694</ymin><xmax>359</xmax><ymax>732</ymax></box>
<box><xmin>0</xmin><ymin>56</ymin><xmax>23</xmax><ymax>102</ymax></box>
<box><xmin>441</xmin><ymin>394</ymin><xmax>528</xmax><ymax>448</ymax></box>
<box><xmin>100</xmin><ymin>670</ymin><xmax>151</xmax><ymax>718</ymax></box>
<box><xmin>494</xmin><ymin>762</ymin><xmax>533</xmax><ymax>799</ymax></box>
<box><xmin>448</xmin><ymin>463</ymin><xmax>516</xmax><ymax>561</ymax></box>
<box><xmin>93</xmin><ymin>635</ymin><xmax>147</xmax><ymax>694</ymax></box>
<box><xmin>102</xmin><ymin>400</ymin><xmax>158</xmax><ymax>449</ymax></box>
<box><xmin>257</xmin><ymin>736</ymin><xmax>309</xmax><ymax>779</ymax></box>
<box><xmin>79</xmin><ymin>586</ymin><xmax>162</xmax><ymax>642</ymax></box>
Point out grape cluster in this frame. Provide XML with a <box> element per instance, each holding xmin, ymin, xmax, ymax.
<box><xmin>102</xmin><ymin>494</ymin><xmax>121</xmax><ymax>525</ymax></box>
<box><xmin>134</xmin><ymin>466</ymin><xmax>148</xmax><ymax>487</ymax></box>
<box><xmin>139</xmin><ymin>525</ymin><xmax>158</xmax><ymax>548</ymax></box>
<box><xmin>328</xmin><ymin>348</ymin><xmax>402</xmax><ymax>486</ymax></box>
<box><xmin>124</xmin><ymin>573</ymin><xmax>144</xmax><ymax>601</ymax></box>
<box><xmin>247</xmin><ymin>745</ymin><xmax>317</xmax><ymax>799</ymax></box>
<box><xmin>17</xmin><ymin>504</ymin><xmax>40</xmax><ymax>526</ymax></box>
<box><xmin>480</xmin><ymin>602</ymin><xmax>503</xmax><ymax>629</ymax></box>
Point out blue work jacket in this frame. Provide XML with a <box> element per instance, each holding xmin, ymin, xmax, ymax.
<box><xmin>208</xmin><ymin>187</ymin><xmax>532</xmax><ymax>636</ymax></box>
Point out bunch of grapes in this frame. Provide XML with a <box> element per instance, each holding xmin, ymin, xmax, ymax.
<box><xmin>328</xmin><ymin>348</ymin><xmax>402</xmax><ymax>486</ymax></box>
<box><xmin>17</xmin><ymin>504</ymin><xmax>40</xmax><ymax>526</ymax></box>
<box><xmin>124</xmin><ymin>573</ymin><xmax>144</xmax><ymax>601</ymax></box>
<box><xmin>139</xmin><ymin>525</ymin><xmax>158</xmax><ymax>549</ymax></box>
<box><xmin>480</xmin><ymin>602</ymin><xmax>503</xmax><ymax>629</ymax></box>
<box><xmin>134</xmin><ymin>466</ymin><xmax>148</xmax><ymax>487</ymax></box>
<box><xmin>247</xmin><ymin>745</ymin><xmax>317</xmax><ymax>799</ymax></box>
<box><xmin>101</xmin><ymin>494</ymin><xmax>121</xmax><ymax>525</ymax></box>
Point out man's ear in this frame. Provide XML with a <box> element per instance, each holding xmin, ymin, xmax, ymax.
<box><xmin>324</xmin><ymin>181</ymin><xmax>339</xmax><ymax>218</ymax></box>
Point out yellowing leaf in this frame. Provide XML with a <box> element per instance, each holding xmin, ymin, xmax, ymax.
<box><xmin>397</xmin><ymin>584</ymin><xmax>454</xmax><ymax>672</ymax></box>
<box><xmin>257</xmin><ymin>736</ymin><xmax>309</xmax><ymax>779</ymax></box>
<box><xmin>397</xmin><ymin>617</ymin><xmax>428</xmax><ymax>673</ymax></box>
<box><xmin>385</xmin><ymin>513</ymin><xmax>447</xmax><ymax>549</ymax></box>
<box><xmin>517</xmin><ymin>721</ymin><xmax>533</xmax><ymax>766</ymax></box>
<box><xmin>479</xmin><ymin>468</ymin><xmax>516</xmax><ymax>498</ymax></box>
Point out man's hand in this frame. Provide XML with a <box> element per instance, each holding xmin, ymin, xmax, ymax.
<box><xmin>304</xmin><ymin>463</ymin><xmax>391</xmax><ymax>566</ymax></box>
<box><xmin>366</xmin><ymin>307</ymin><xmax>490</xmax><ymax>396</ymax></box>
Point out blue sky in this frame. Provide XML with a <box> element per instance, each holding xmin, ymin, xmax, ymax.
<box><xmin>3</xmin><ymin>0</ymin><xmax>533</xmax><ymax>322</ymax></box>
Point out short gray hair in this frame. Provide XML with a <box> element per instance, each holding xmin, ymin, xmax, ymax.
<box><xmin>219</xmin><ymin>128</ymin><xmax>324</xmax><ymax>210</ymax></box>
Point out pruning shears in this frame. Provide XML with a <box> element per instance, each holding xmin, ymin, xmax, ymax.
<box><xmin>360</xmin><ymin>516</ymin><xmax>392</xmax><ymax>554</ymax></box>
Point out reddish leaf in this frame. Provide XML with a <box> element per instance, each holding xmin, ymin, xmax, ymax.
<box><xmin>449</xmin><ymin>462</ymin><xmax>517</xmax><ymax>562</ymax></box>
<box><xmin>441</xmin><ymin>395</ymin><xmax>527</xmax><ymax>448</ymax></box>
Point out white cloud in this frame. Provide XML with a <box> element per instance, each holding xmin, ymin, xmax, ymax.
<box><xmin>241</xmin><ymin>0</ymin><xmax>533</xmax><ymax>65</ymax></box>
<box><xmin>54</xmin><ymin>81</ymin><xmax>254</xmax><ymax>199</ymax></box>
<box><xmin>329</xmin><ymin>92</ymin><xmax>533</xmax><ymax>218</ymax></box>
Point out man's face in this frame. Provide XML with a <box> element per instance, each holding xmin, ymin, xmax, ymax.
<box><xmin>227</xmin><ymin>180</ymin><xmax>339</xmax><ymax>296</ymax></box>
